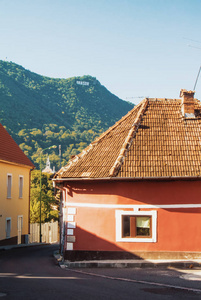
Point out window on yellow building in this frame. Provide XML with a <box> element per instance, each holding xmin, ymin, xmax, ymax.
<box><xmin>19</xmin><ymin>176</ymin><xmax>23</xmax><ymax>198</ymax></box>
<box><xmin>7</xmin><ymin>174</ymin><xmax>12</xmax><ymax>198</ymax></box>
<box><xmin>6</xmin><ymin>218</ymin><xmax>11</xmax><ymax>238</ymax></box>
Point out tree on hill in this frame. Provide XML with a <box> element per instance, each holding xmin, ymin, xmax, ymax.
<box><xmin>30</xmin><ymin>170</ymin><xmax>58</xmax><ymax>223</ymax></box>
<box><xmin>0</xmin><ymin>60</ymin><xmax>134</xmax><ymax>169</ymax></box>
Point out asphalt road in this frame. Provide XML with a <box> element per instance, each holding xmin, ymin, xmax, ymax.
<box><xmin>0</xmin><ymin>244</ymin><xmax>201</xmax><ymax>299</ymax></box>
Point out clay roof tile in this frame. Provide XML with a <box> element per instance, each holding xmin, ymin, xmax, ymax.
<box><xmin>0</xmin><ymin>124</ymin><xmax>35</xmax><ymax>168</ymax></box>
<box><xmin>55</xmin><ymin>94</ymin><xmax>201</xmax><ymax>180</ymax></box>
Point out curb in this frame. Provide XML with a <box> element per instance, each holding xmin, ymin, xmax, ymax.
<box><xmin>53</xmin><ymin>252</ymin><xmax>201</xmax><ymax>269</ymax></box>
<box><xmin>62</xmin><ymin>261</ymin><xmax>201</xmax><ymax>269</ymax></box>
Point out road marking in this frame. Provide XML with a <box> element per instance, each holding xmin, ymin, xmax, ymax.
<box><xmin>0</xmin><ymin>273</ymin><xmax>81</xmax><ymax>280</ymax></box>
<box><xmin>181</xmin><ymin>274</ymin><xmax>201</xmax><ymax>281</ymax></box>
<box><xmin>16</xmin><ymin>276</ymin><xmax>80</xmax><ymax>279</ymax></box>
<box><xmin>68</xmin><ymin>269</ymin><xmax>201</xmax><ymax>294</ymax></box>
<box><xmin>0</xmin><ymin>273</ymin><xmax>16</xmax><ymax>276</ymax></box>
<box><xmin>170</xmin><ymin>268</ymin><xmax>201</xmax><ymax>281</ymax></box>
<box><xmin>0</xmin><ymin>293</ymin><xmax>6</xmax><ymax>297</ymax></box>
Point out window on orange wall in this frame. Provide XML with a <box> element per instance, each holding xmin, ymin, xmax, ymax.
<box><xmin>122</xmin><ymin>215</ymin><xmax>152</xmax><ymax>238</ymax></box>
<box><xmin>116</xmin><ymin>210</ymin><xmax>157</xmax><ymax>243</ymax></box>
<box><xmin>19</xmin><ymin>176</ymin><xmax>23</xmax><ymax>198</ymax></box>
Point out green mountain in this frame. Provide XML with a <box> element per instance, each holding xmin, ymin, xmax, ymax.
<box><xmin>0</xmin><ymin>60</ymin><xmax>134</xmax><ymax>169</ymax></box>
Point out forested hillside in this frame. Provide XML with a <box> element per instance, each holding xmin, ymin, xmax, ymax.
<box><xmin>0</xmin><ymin>60</ymin><xmax>133</xmax><ymax>169</ymax></box>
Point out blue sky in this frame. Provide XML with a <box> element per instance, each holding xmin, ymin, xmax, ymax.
<box><xmin>1</xmin><ymin>0</ymin><xmax>201</xmax><ymax>104</ymax></box>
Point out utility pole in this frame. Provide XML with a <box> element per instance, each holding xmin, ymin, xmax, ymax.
<box><xmin>59</xmin><ymin>145</ymin><xmax>61</xmax><ymax>169</ymax></box>
<box><xmin>39</xmin><ymin>145</ymin><xmax>57</xmax><ymax>243</ymax></box>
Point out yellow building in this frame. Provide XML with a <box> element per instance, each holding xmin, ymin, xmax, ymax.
<box><xmin>0</xmin><ymin>124</ymin><xmax>34</xmax><ymax>245</ymax></box>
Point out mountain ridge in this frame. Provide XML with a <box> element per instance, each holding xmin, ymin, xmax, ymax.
<box><xmin>0</xmin><ymin>60</ymin><xmax>134</xmax><ymax>169</ymax></box>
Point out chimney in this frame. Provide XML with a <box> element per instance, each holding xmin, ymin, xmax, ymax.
<box><xmin>180</xmin><ymin>89</ymin><xmax>196</xmax><ymax>118</ymax></box>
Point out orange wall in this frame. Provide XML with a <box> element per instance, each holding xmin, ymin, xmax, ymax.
<box><xmin>64</xmin><ymin>180</ymin><xmax>201</xmax><ymax>253</ymax></box>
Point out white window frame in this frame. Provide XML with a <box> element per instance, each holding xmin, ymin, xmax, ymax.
<box><xmin>115</xmin><ymin>210</ymin><xmax>157</xmax><ymax>243</ymax></box>
<box><xmin>19</xmin><ymin>175</ymin><xmax>24</xmax><ymax>198</ymax></box>
<box><xmin>7</xmin><ymin>173</ymin><xmax>12</xmax><ymax>198</ymax></box>
<box><xmin>6</xmin><ymin>217</ymin><xmax>11</xmax><ymax>238</ymax></box>
<box><xmin>17</xmin><ymin>215</ymin><xmax>23</xmax><ymax>244</ymax></box>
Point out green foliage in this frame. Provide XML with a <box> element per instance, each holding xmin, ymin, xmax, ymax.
<box><xmin>0</xmin><ymin>60</ymin><xmax>134</xmax><ymax>169</ymax></box>
<box><xmin>30</xmin><ymin>170</ymin><xmax>58</xmax><ymax>223</ymax></box>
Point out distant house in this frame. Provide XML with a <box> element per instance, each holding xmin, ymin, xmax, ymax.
<box><xmin>54</xmin><ymin>89</ymin><xmax>201</xmax><ymax>260</ymax></box>
<box><xmin>0</xmin><ymin>124</ymin><xmax>34</xmax><ymax>245</ymax></box>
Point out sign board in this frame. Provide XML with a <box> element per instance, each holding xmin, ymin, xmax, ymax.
<box><xmin>76</xmin><ymin>81</ymin><xmax>89</xmax><ymax>86</ymax></box>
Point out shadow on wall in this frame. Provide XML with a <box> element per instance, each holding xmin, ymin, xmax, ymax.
<box><xmin>66</xmin><ymin>179</ymin><xmax>201</xmax><ymax>206</ymax></box>
<box><xmin>64</xmin><ymin>225</ymin><xmax>142</xmax><ymax>261</ymax></box>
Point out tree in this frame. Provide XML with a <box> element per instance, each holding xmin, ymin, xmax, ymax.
<box><xmin>30</xmin><ymin>170</ymin><xmax>58</xmax><ymax>223</ymax></box>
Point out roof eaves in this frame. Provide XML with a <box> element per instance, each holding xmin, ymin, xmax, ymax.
<box><xmin>53</xmin><ymin>175</ymin><xmax>201</xmax><ymax>182</ymax></box>
<box><xmin>56</xmin><ymin>143</ymin><xmax>94</xmax><ymax>177</ymax></box>
<box><xmin>0</xmin><ymin>158</ymin><xmax>35</xmax><ymax>169</ymax></box>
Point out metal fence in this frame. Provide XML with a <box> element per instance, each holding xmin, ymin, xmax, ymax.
<box><xmin>29</xmin><ymin>221</ymin><xmax>58</xmax><ymax>243</ymax></box>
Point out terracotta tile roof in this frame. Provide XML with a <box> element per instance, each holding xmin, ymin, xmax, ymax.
<box><xmin>0</xmin><ymin>124</ymin><xmax>35</xmax><ymax>168</ymax></box>
<box><xmin>56</xmin><ymin>92</ymin><xmax>201</xmax><ymax>180</ymax></box>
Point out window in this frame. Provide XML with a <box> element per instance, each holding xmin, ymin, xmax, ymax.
<box><xmin>19</xmin><ymin>176</ymin><xmax>23</xmax><ymax>198</ymax></box>
<box><xmin>6</xmin><ymin>218</ymin><xmax>11</xmax><ymax>238</ymax></box>
<box><xmin>116</xmin><ymin>210</ymin><xmax>157</xmax><ymax>243</ymax></box>
<box><xmin>122</xmin><ymin>215</ymin><xmax>151</xmax><ymax>238</ymax></box>
<box><xmin>7</xmin><ymin>174</ymin><xmax>12</xmax><ymax>198</ymax></box>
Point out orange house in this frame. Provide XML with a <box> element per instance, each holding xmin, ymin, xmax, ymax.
<box><xmin>54</xmin><ymin>89</ymin><xmax>201</xmax><ymax>260</ymax></box>
<box><xmin>0</xmin><ymin>124</ymin><xmax>34</xmax><ymax>245</ymax></box>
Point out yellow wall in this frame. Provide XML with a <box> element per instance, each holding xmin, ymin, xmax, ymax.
<box><xmin>0</xmin><ymin>160</ymin><xmax>32</xmax><ymax>242</ymax></box>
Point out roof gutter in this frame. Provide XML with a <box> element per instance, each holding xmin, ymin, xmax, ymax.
<box><xmin>0</xmin><ymin>158</ymin><xmax>35</xmax><ymax>169</ymax></box>
<box><xmin>53</xmin><ymin>175</ymin><xmax>201</xmax><ymax>183</ymax></box>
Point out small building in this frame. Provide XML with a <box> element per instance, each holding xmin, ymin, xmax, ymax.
<box><xmin>54</xmin><ymin>89</ymin><xmax>201</xmax><ymax>260</ymax></box>
<box><xmin>0</xmin><ymin>124</ymin><xmax>34</xmax><ymax>245</ymax></box>
<box><xmin>42</xmin><ymin>156</ymin><xmax>55</xmax><ymax>174</ymax></box>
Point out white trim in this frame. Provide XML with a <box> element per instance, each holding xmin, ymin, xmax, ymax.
<box><xmin>17</xmin><ymin>215</ymin><xmax>23</xmax><ymax>229</ymax></box>
<box><xmin>17</xmin><ymin>215</ymin><xmax>23</xmax><ymax>245</ymax></box>
<box><xmin>67</xmin><ymin>215</ymin><xmax>74</xmax><ymax>222</ymax></box>
<box><xmin>67</xmin><ymin>242</ymin><xmax>73</xmax><ymax>250</ymax></box>
<box><xmin>67</xmin><ymin>229</ymin><xmax>74</xmax><ymax>235</ymax></box>
<box><xmin>65</xmin><ymin>202</ymin><xmax>201</xmax><ymax>209</ymax></box>
<box><xmin>115</xmin><ymin>210</ymin><xmax>157</xmax><ymax>243</ymax></box>
<box><xmin>68</xmin><ymin>207</ymin><xmax>76</xmax><ymax>215</ymax></box>
<box><xmin>67</xmin><ymin>222</ymin><xmax>76</xmax><ymax>229</ymax></box>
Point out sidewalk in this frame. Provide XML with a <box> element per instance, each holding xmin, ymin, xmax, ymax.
<box><xmin>0</xmin><ymin>242</ymin><xmax>48</xmax><ymax>251</ymax></box>
<box><xmin>54</xmin><ymin>252</ymin><xmax>201</xmax><ymax>269</ymax></box>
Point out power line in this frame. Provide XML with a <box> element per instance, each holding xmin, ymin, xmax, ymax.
<box><xmin>188</xmin><ymin>44</ymin><xmax>201</xmax><ymax>50</ymax></box>
<box><xmin>193</xmin><ymin>66</ymin><xmax>201</xmax><ymax>91</ymax></box>
<box><xmin>183</xmin><ymin>37</ymin><xmax>201</xmax><ymax>44</ymax></box>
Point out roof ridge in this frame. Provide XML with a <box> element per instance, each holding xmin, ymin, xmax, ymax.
<box><xmin>56</xmin><ymin>101</ymin><xmax>142</xmax><ymax>177</ymax></box>
<box><xmin>109</xmin><ymin>98</ymin><xmax>149</xmax><ymax>177</ymax></box>
<box><xmin>91</xmin><ymin>101</ymin><xmax>142</xmax><ymax>146</ymax></box>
